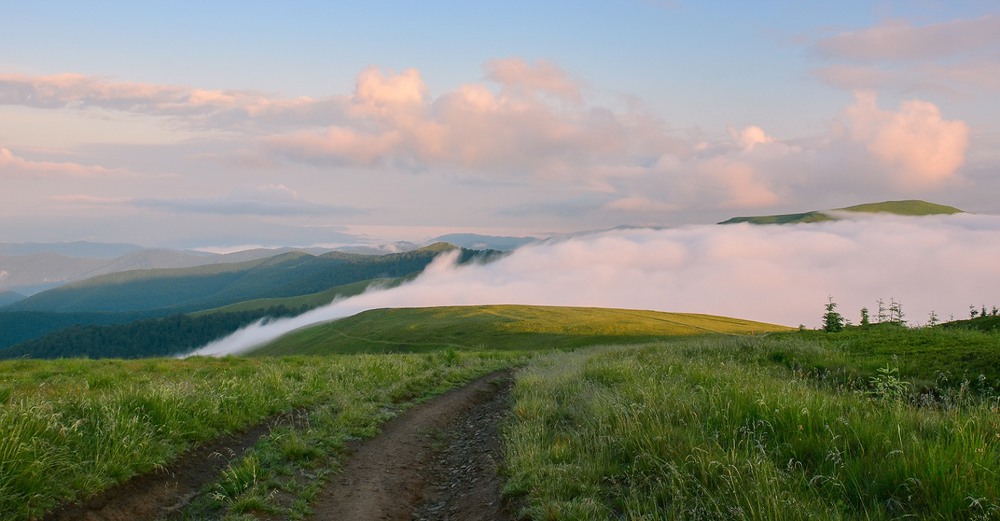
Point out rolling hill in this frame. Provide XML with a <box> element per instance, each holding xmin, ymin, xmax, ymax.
<box><xmin>252</xmin><ymin>304</ymin><xmax>791</xmax><ymax>356</ymax></box>
<box><xmin>0</xmin><ymin>245</ymin><xmax>499</xmax><ymax>354</ymax></box>
<box><xmin>8</xmin><ymin>243</ymin><xmax>495</xmax><ymax>314</ymax></box>
<box><xmin>719</xmin><ymin>199</ymin><xmax>963</xmax><ymax>225</ymax></box>
<box><xmin>0</xmin><ymin>246</ymin><xmax>337</xmax><ymax>297</ymax></box>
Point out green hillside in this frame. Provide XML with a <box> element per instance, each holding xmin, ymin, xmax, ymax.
<box><xmin>838</xmin><ymin>200</ymin><xmax>962</xmax><ymax>215</ymax></box>
<box><xmin>9</xmin><ymin>244</ymin><xmax>496</xmax><ymax>314</ymax></box>
<box><xmin>190</xmin><ymin>277</ymin><xmax>403</xmax><ymax>315</ymax></box>
<box><xmin>0</xmin><ymin>290</ymin><xmax>25</xmax><ymax>306</ymax></box>
<box><xmin>253</xmin><ymin>305</ymin><xmax>791</xmax><ymax>356</ymax></box>
<box><xmin>719</xmin><ymin>199</ymin><xmax>963</xmax><ymax>225</ymax></box>
<box><xmin>0</xmin><ymin>310</ymin><xmax>157</xmax><ymax>350</ymax></box>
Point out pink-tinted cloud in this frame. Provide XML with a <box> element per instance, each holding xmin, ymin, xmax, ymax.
<box><xmin>0</xmin><ymin>73</ymin><xmax>340</xmax><ymax>130</ymax></box>
<box><xmin>270</xmin><ymin>62</ymin><xmax>669</xmax><ymax>178</ymax></box>
<box><xmin>814</xmin><ymin>15</ymin><xmax>1000</xmax><ymax>62</ymax></box>
<box><xmin>727</xmin><ymin>125</ymin><xmax>774</xmax><ymax>151</ymax></box>
<box><xmin>485</xmin><ymin>58</ymin><xmax>582</xmax><ymax>102</ymax></box>
<box><xmin>843</xmin><ymin>92</ymin><xmax>968</xmax><ymax>187</ymax></box>
<box><xmin>810</xmin><ymin>15</ymin><xmax>1000</xmax><ymax>95</ymax></box>
<box><xmin>0</xmin><ymin>147</ymin><xmax>124</xmax><ymax>177</ymax></box>
<box><xmin>596</xmin><ymin>92</ymin><xmax>970</xmax><ymax>217</ymax></box>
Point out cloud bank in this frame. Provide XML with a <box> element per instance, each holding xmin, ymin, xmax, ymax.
<box><xmin>2</xmin><ymin>62</ymin><xmax>974</xmax><ymax>218</ymax></box>
<box><xmin>188</xmin><ymin>213</ymin><xmax>1000</xmax><ymax>356</ymax></box>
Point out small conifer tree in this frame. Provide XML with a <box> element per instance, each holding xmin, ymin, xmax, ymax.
<box><xmin>860</xmin><ymin>307</ymin><xmax>870</xmax><ymax>327</ymax></box>
<box><xmin>823</xmin><ymin>297</ymin><xmax>844</xmax><ymax>333</ymax></box>
<box><xmin>888</xmin><ymin>298</ymin><xmax>905</xmax><ymax>325</ymax></box>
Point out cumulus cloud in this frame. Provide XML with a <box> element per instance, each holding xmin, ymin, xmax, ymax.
<box><xmin>728</xmin><ymin>125</ymin><xmax>774</xmax><ymax>151</ymax></box>
<box><xmin>187</xmin><ymin>213</ymin><xmax>1000</xmax><ymax>356</ymax></box>
<box><xmin>602</xmin><ymin>91</ymin><xmax>970</xmax><ymax>216</ymax></box>
<box><xmin>0</xmin><ymin>62</ymin><xmax>976</xmax><ymax>219</ymax></box>
<box><xmin>843</xmin><ymin>91</ymin><xmax>968</xmax><ymax>187</ymax></box>
<box><xmin>269</xmin><ymin>60</ymin><xmax>670</xmax><ymax>178</ymax></box>
<box><xmin>0</xmin><ymin>146</ymin><xmax>125</xmax><ymax>177</ymax></box>
<box><xmin>810</xmin><ymin>15</ymin><xmax>1000</xmax><ymax>94</ymax></box>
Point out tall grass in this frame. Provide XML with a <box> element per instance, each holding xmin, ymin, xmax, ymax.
<box><xmin>0</xmin><ymin>351</ymin><xmax>519</xmax><ymax>520</ymax></box>
<box><xmin>504</xmin><ymin>337</ymin><xmax>1000</xmax><ymax>520</ymax></box>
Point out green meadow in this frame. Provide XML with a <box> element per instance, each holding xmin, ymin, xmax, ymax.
<box><xmin>504</xmin><ymin>331</ymin><xmax>1000</xmax><ymax>520</ymax></box>
<box><xmin>2</xmin><ymin>304</ymin><xmax>998</xmax><ymax>520</ymax></box>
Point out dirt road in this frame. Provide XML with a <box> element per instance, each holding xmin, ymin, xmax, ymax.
<box><xmin>41</xmin><ymin>370</ymin><xmax>516</xmax><ymax>521</ymax></box>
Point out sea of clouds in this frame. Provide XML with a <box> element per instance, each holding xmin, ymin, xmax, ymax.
<box><xmin>187</xmin><ymin>213</ymin><xmax>1000</xmax><ymax>356</ymax></box>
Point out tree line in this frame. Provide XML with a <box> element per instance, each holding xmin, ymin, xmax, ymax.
<box><xmin>0</xmin><ymin>305</ymin><xmax>308</xmax><ymax>359</ymax></box>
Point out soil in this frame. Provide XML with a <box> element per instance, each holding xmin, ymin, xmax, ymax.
<box><xmin>309</xmin><ymin>369</ymin><xmax>515</xmax><ymax>521</ymax></box>
<box><xmin>40</xmin><ymin>370</ymin><xmax>516</xmax><ymax>521</ymax></box>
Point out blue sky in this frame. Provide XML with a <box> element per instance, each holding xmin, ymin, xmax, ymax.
<box><xmin>1</xmin><ymin>1</ymin><xmax>998</xmax><ymax>248</ymax></box>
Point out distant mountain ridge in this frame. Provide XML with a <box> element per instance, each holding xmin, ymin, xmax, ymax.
<box><xmin>0</xmin><ymin>291</ymin><xmax>24</xmax><ymax>307</ymax></box>
<box><xmin>0</xmin><ymin>247</ymin><xmax>311</xmax><ymax>296</ymax></box>
<box><xmin>0</xmin><ymin>234</ymin><xmax>538</xmax><ymax>296</ymax></box>
<box><xmin>0</xmin><ymin>243</ymin><xmax>501</xmax><ymax>354</ymax></box>
<box><xmin>6</xmin><ymin>243</ymin><xmax>497</xmax><ymax>315</ymax></box>
<box><xmin>719</xmin><ymin>200</ymin><xmax>963</xmax><ymax>225</ymax></box>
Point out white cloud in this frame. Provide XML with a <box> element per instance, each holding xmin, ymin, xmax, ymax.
<box><xmin>188</xmin><ymin>213</ymin><xmax>1000</xmax><ymax>356</ymax></box>
<box><xmin>728</xmin><ymin>125</ymin><xmax>774</xmax><ymax>151</ymax></box>
<box><xmin>843</xmin><ymin>91</ymin><xmax>968</xmax><ymax>187</ymax></box>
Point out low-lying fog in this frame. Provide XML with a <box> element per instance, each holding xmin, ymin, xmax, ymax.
<box><xmin>188</xmin><ymin>213</ymin><xmax>1000</xmax><ymax>356</ymax></box>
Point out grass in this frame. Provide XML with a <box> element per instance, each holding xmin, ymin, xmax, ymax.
<box><xmin>838</xmin><ymin>200</ymin><xmax>963</xmax><ymax>216</ymax></box>
<box><xmin>771</xmin><ymin>324</ymin><xmax>1000</xmax><ymax>391</ymax></box>
<box><xmin>0</xmin><ymin>351</ymin><xmax>522</xmax><ymax>520</ymax></box>
<box><xmin>504</xmin><ymin>330</ymin><xmax>1000</xmax><ymax>520</ymax></box>
<box><xmin>252</xmin><ymin>305</ymin><xmax>790</xmax><ymax>356</ymax></box>
<box><xmin>6</xmin><ymin>304</ymin><xmax>996</xmax><ymax>520</ymax></box>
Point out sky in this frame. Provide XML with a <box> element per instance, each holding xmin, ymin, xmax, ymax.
<box><xmin>2</xmin><ymin>1</ymin><xmax>1000</xmax><ymax>249</ymax></box>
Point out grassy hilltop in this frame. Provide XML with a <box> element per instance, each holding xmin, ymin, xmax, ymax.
<box><xmin>253</xmin><ymin>304</ymin><xmax>789</xmax><ymax>356</ymax></box>
<box><xmin>719</xmin><ymin>199</ymin><xmax>963</xmax><ymax>225</ymax></box>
